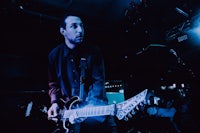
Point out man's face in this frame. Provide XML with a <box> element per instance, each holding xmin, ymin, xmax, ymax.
<box><xmin>62</xmin><ymin>16</ymin><xmax>84</xmax><ymax>45</ymax></box>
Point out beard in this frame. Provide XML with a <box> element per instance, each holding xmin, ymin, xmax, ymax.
<box><xmin>69</xmin><ymin>37</ymin><xmax>84</xmax><ymax>45</ymax></box>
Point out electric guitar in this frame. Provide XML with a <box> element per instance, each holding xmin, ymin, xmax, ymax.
<box><xmin>49</xmin><ymin>89</ymin><xmax>148</xmax><ymax>132</ymax></box>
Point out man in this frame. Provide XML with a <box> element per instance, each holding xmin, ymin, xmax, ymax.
<box><xmin>47</xmin><ymin>13</ymin><xmax>117</xmax><ymax>133</ymax></box>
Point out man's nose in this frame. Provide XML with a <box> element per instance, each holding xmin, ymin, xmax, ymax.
<box><xmin>77</xmin><ymin>26</ymin><xmax>83</xmax><ymax>32</ymax></box>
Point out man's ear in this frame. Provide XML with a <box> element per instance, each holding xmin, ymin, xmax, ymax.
<box><xmin>60</xmin><ymin>28</ymin><xmax>65</xmax><ymax>35</ymax></box>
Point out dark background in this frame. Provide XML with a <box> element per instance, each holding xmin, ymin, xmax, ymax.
<box><xmin>1</xmin><ymin>0</ymin><xmax>200</xmax><ymax>88</ymax></box>
<box><xmin>1</xmin><ymin>0</ymin><xmax>200</xmax><ymax>132</ymax></box>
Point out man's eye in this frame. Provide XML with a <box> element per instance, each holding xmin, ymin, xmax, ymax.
<box><xmin>71</xmin><ymin>24</ymin><xmax>77</xmax><ymax>28</ymax></box>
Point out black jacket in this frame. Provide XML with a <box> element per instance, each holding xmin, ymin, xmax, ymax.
<box><xmin>48</xmin><ymin>43</ymin><xmax>108</xmax><ymax>105</ymax></box>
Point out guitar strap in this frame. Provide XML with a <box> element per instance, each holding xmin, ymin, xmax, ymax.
<box><xmin>79</xmin><ymin>57</ymin><xmax>87</xmax><ymax>100</ymax></box>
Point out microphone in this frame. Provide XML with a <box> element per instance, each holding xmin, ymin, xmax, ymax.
<box><xmin>169</xmin><ymin>49</ymin><xmax>177</xmax><ymax>57</ymax></box>
<box><xmin>169</xmin><ymin>49</ymin><xmax>195</xmax><ymax>78</ymax></box>
<box><xmin>169</xmin><ymin>49</ymin><xmax>181</xmax><ymax>63</ymax></box>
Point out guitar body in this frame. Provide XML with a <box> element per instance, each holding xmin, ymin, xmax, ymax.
<box><xmin>65</xmin><ymin>96</ymin><xmax>83</xmax><ymax>110</ymax></box>
<box><xmin>57</xmin><ymin>96</ymin><xmax>108</xmax><ymax>133</ymax></box>
<box><xmin>59</xmin><ymin>96</ymin><xmax>83</xmax><ymax>133</ymax></box>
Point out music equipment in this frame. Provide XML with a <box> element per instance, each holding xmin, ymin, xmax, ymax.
<box><xmin>49</xmin><ymin>89</ymin><xmax>148</xmax><ymax>133</ymax></box>
<box><xmin>105</xmin><ymin>80</ymin><xmax>125</xmax><ymax>104</ymax></box>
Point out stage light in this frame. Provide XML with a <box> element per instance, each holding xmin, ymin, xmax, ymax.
<box><xmin>165</xmin><ymin>11</ymin><xmax>200</xmax><ymax>44</ymax></box>
<box><xmin>187</xmin><ymin>12</ymin><xmax>200</xmax><ymax>45</ymax></box>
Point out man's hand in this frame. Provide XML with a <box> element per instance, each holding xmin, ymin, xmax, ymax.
<box><xmin>47</xmin><ymin>103</ymin><xmax>60</xmax><ymax>122</ymax></box>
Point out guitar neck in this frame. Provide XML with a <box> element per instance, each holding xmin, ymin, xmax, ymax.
<box><xmin>63</xmin><ymin>104</ymin><xmax>116</xmax><ymax>119</ymax></box>
<box><xmin>62</xmin><ymin>89</ymin><xmax>147</xmax><ymax>120</ymax></box>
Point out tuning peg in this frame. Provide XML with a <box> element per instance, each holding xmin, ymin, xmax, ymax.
<box><xmin>147</xmin><ymin>99</ymin><xmax>151</xmax><ymax>105</ymax></box>
<box><xmin>136</xmin><ymin>106</ymin><xmax>139</xmax><ymax>110</ymax></box>
<box><xmin>143</xmin><ymin>99</ymin><xmax>148</xmax><ymax>105</ymax></box>
<box><xmin>139</xmin><ymin>102</ymin><xmax>144</xmax><ymax>106</ymax></box>
<box><xmin>131</xmin><ymin>110</ymin><xmax>136</xmax><ymax>115</ymax></box>
<box><xmin>123</xmin><ymin>116</ymin><xmax>129</xmax><ymax>121</ymax></box>
<box><xmin>127</xmin><ymin>113</ymin><xmax>132</xmax><ymax>118</ymax></box>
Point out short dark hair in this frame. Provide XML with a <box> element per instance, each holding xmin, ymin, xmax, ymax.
<box><xmin>59</xmin><ymin>11</ymin><xmax>85</xmax><ymax>29</ymax></box>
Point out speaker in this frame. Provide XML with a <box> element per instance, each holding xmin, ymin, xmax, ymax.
<box><xmin>106</xmin><ymin>91</ymin><xmax>125</xmax><ymax>104</ymax></box>
<box><xmin>105</xmin><ymin>80</ymin><xmax>125</xmax><ymax>104</ymax></box>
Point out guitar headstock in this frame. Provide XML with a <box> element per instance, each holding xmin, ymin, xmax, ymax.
<box><xmin>115</xmin><ymin>89</ymin><xmax>148</xmax><ymax>120</ymax></box>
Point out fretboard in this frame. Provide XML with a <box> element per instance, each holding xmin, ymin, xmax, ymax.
<box><xmin>63</xmin><ymin>104</ymin><xmax>115</xmax><ymax>119</ymax></box>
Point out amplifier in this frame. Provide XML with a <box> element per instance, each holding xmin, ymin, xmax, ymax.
<box><xmin>105</xmin><ymin>80</ymin><xmax>125</xmax><ymax>104</ymax></box>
